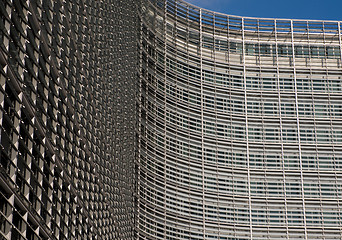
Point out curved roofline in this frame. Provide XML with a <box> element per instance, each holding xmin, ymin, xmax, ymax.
<box><xmin>176</xmin><ymin>0</ymin><xmax>341</xmax><ymax>23</ymax></box>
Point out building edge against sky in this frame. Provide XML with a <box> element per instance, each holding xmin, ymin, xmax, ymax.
<box><xmin>1</xmin><ymin>0</ymin><xmax>342</xmax><ymax>240</ymax></box>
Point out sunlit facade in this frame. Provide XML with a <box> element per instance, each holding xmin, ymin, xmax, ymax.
<box><xmin>137</xmin><ymin>0</ymin><xmax>342</xmax><ymax>239</ymax></box>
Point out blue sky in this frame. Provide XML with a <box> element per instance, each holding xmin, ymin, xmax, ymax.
<box><xmin>185</xmin><ymin>0</ymin><xmax>342</xmax><ymax>21</ymax></box>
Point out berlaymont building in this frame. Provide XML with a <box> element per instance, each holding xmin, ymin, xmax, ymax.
<box><xmin>1</xmin><ymin>0</ymin><xmax>342</xmax><ymax>239</ymax></box>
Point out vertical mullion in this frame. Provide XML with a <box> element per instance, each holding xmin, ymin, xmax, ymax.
<box><xmin>274</xmin><ymin>19</ymin><xmax>290</xmax><ymax>240</ymax></box>
<box><xmin>163</xmin><ymin>1</ymin><xmax>167</xmax><ymax>238</ymax></box>
<box><xmin>199</xmin><ymin>8</ymin><xmax>206</xmax><ymax>239</ymax></box>
<box><xmin>137</xmin><ymin>1</ymin><xmax>143</xmax><ymax>235</ymax></box>
<box><xmin>242</xmin><ymin>17</ymin><xmax>252</xmax><ymax>240</ymax></box>
<box><xmin>338</xmin><ymin>22</ymin><xmax>342</xmax><ymax>68</ymax></box>
<box><xmin>291</xmin><ymin>20</ymin><xmax>308</xmax><ymax>240</ymax></box>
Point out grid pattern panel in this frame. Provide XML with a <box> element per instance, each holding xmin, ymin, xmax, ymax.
<box><xmin>0</xmin><ymin>0</ymin><xmax>136</xmax><ymax>239</ymax></box>
<box><xmin>137</xmin><ymin>0</ymin><xmax>342</xmax><ymax>239</ymax></box>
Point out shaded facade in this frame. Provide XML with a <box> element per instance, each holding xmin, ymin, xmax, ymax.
<box><xmin>137</xmin><ymin>0</ymin><xmax>342</xmax><ymax>239</ymax></box>
<box><xmin>0</xmin><ymin>0</ymin><xmax>136</xmax><ymax>239</ymax></box>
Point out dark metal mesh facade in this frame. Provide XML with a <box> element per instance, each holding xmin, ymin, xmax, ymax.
<box><xmin>0</xmin><ymin>0</ymin><xmax>136</xmax><ymax>239</ymax></box>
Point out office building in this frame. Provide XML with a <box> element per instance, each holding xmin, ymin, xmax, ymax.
<box><xmin>0</xmin><ymin>0</ymin><xmax>136</xmax><ymax>239</ymax></box>
<box><xmin>1</xmin><ymin>0</ymin><xmax>342</xmax><ymax>239</ymax></box>
<box><xmin>137</xmin><ymin>0</ymin><xmax>342</xmax><ymax>239</ymax></box>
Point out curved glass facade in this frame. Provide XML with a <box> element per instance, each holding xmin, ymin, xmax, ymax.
<box><xmin>2</xmin><ymin>0</ymin><xmax>342</xmax><ymax>239</ymax></box>
<box><xmin>137</xmin><ymin>0</ymin><xmax>342</xmax><ymax>239</ymax></box>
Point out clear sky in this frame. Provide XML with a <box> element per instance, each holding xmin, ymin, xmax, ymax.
<box><xmin>185</xmin><ymin>0</ymin><xmax>342</xmax><ymax>21</ymax></box>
